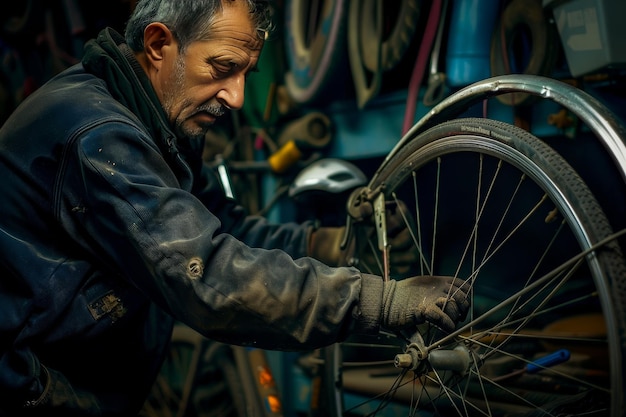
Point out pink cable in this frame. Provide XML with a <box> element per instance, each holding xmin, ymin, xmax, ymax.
<box><xmin>402</xmin><ymin>0</ymin><xmax>443</xmax><ymax>135</ymax></box>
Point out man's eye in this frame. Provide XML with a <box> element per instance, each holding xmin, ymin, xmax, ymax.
<box><xmin>213</xmin><ymin>62</ymin><xmax>238</xmax><ymax>76</ymax></box>
<box><xmin>214</xmin><ymin>66</ymin><xmax>231</xmax><ymax>75</ymax></box>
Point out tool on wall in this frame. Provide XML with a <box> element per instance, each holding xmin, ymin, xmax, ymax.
<box><xmin>402</xmin><ymin>0</ymin><xmax>443</xmax><ymax>135</ymax></box>
<box><xmin>422</xmin><ymin>0</ymin><xmax>449</xmax><ymax>107</ymax></box>
<box><xmin>267</xmin><ymin>112</ymin><xmax>333</xmax><ymax>174</ymax></box>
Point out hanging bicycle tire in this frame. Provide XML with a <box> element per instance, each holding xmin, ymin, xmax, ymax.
<box><xmin>322</xmin><ymin>117</ymin><xmax>626</xmax><ymax>416</ymax></box>
<box><xmin>283</xmin><ymin>0</ymin><xmax>349</xmax><ymax>106</ymax></box>
<box><xmin>489</xmin><ymin>0</ymin><xmax>560</xmax><ymax>106</ymax></box>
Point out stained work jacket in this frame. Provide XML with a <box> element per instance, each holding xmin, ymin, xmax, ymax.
<box><xmin>0</xmin><ymin>28</ymin><xmax>381</xmax><ymax>416</ymax></box>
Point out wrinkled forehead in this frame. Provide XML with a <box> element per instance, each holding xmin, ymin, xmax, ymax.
<box><xmin>208</xmin><ymin>1</ymin><xmax>265</xmax><ymax>50</ymax></box>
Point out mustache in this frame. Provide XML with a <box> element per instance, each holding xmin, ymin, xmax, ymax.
<box><xmin>194</xmin><ymin>103</ymin><xmax>226</xmax><ymax>118</ymax></box>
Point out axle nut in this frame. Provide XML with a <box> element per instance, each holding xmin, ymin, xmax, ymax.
<box><xmin>395</xmin><ymin>353</ymin><xmax>414</xmax><ymax>368</ymax></box>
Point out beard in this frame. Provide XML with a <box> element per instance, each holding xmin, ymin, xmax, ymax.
<box><xmin>162</xmin><ymin>55</ymin><xmax>226</xmax><ymax>143</ymax></box>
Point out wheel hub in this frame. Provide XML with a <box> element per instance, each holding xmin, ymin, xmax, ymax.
<box><xmin>394</xmin><ymin>332</ymin><xmax>471</xmax><ymax>375</ymax></box>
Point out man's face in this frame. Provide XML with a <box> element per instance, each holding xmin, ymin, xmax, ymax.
<box><xmin>157</xmin><ymin>3</ymin><xmax>263</xmax><ymax>141</ymax></box>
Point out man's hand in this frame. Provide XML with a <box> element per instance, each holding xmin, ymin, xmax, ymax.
<box><xmin>308</xmin><ymin>199</ymin><xmax>418</xmax><ymax>276</ymax></box>
<box><xmin>382</xmin><ymin>275</ymin><xmax>470</xmax><ymax>332</ymax></box>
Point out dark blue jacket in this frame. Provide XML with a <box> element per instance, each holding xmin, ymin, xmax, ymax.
<box><xmin>0</xmin><ymin>28</ymin><xmax>381</xmax><ymax>416</ymax></box>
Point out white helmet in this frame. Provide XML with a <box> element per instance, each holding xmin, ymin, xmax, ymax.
<box><xmin>289</xmin><ymin>158</ymin><xmax>367</xmax><ymax>202</ymax></box>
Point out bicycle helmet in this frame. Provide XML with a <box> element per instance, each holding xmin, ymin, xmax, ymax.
<box><xmin>289</xmin><ymin>158</ymin><xmax>367</xmax><ymax>204</ymax></box>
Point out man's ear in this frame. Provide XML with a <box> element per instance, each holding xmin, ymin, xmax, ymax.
<box><xmin>143</xmin><ymin>22</ymin><xmax>175</xmax><ymax>70</ymax></box>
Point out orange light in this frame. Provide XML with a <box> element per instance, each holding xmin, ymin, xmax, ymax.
<box><xmin>257</xmin><ymin>365</ymin><xmax>275</xmax><ymax>388</ymax></box>
<box><xmin>266</xmin><ymin>394</ymin><xmax>282</xmax><ymax>413</ymax></box>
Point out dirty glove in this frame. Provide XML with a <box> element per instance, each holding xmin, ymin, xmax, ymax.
<box><xmin>308</xmin><ymin>199</ymin><xmax>418</xmax><ymax>275</ymax></box>
<box><xmin>307</xmin><ymin>225</ymin><xmax>349</xmax><ymax>267</ymax></box>
<box><xmin>382</xmin><ymin>275</ymin><xmax>470</xmax><ymax>332</ymax></box>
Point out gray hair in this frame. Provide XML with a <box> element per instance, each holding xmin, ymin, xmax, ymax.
<box><xmin>124</xmin><ymin>0</ymin><xmax>273</xmax><ymax>52</ymax></box>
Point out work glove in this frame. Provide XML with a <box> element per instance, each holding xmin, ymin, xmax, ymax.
<box><xmin>308</xmin><ymin>199</ymin><xmax>418</xmax><ymax>276</ymax></box>
<box><xmin>381</xmin><ymin>275</ymin><xmax>470</xmax><ymax>332</ymax></box>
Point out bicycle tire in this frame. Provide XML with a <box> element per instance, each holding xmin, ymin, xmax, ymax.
<box><xmin>283</xmin><ymin>0</ymin><xmax>348</xmax><ymax>106</ymax></box>
<box><xmin>489</xmin><ymin>0</ymin><xmax>559</xmax><ymax>107</ymax></box>
<box><xmin>322</xmin><ymin>117</ymin><xmax>626</xmax><ymax>417</ymax></box>
<box><xmin>140</xmin><ymin>324</ymin><xmax>265</xmax><ymax>417</ymax></box>
<box><xmin>359</xmin><ymin>0</ymin><xmax>422</xmax><ymax>73</ymax></box>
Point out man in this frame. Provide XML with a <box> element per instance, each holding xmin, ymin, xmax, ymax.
<box><xmin>0</xmin><ymin>0</ymin><xmax>470</xmax><ymax>415</ymax></box>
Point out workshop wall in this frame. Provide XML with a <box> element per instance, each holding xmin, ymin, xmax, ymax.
<box><xmin>1</xmin><ymin>0</ymin><xmax>625</xmax><ymax>248</ymax></box>
<box><xmin>234</xmin><ymin>0</ymin><xmax>626</xmax><ymax>226</ymax></box>
<box><xmin>0</xmin><ymin>0</ymin><xmax>135</xmax><ymax>123</ymax></box>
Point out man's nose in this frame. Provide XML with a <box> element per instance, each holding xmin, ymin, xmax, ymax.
<box><xmin>216</xmin><ymin>74</ymin><xmax>245</xmax><ymax>110</ymax></box>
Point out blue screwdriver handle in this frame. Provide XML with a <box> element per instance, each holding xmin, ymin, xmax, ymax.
<box><xmin>526</xmin><ymin>349</ymin><xmax>571</xmax><ymax>374</ymax></box>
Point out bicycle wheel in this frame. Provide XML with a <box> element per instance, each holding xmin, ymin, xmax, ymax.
<box><xmin>140</xmin><ymin>324</ymin><xmax>262</xmax><ymax>417</ymax></box>
<box><xmin>323</xmin><ymin>118</ymin><xmax>626</xmax><ymax>417</ymax></box>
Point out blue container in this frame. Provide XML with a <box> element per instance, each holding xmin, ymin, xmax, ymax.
<box><xmin>445</xmin><ymin>0</ymin><xmax>503</xmax><ymax>87</ymax></box>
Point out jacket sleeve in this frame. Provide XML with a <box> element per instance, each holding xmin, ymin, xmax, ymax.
<box><xmin>56</xmin><ymin>121</ymin><xmax>381</xmax><ymax>350</ymax></box>
<box><xmin>190</xmin><ymin>159</ymin><xmax>314</xmax><ymax>258</ymax></box>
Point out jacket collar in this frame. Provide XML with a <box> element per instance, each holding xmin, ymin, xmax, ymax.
<box><xmin>81</xmin><ymin>27</ymin><xmax>179</xmax><ymax>157</ymax></box>
<box><xmin>81</xmin><ymin>28</ymin><xmax>195</xmax><ymax>189</ymax></box>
